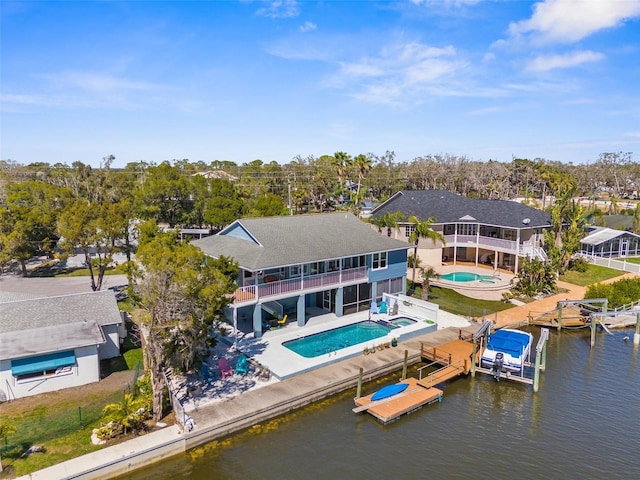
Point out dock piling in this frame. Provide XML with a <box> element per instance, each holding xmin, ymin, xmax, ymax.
<box><xmin>402</xmin><ymin>350</ymin><xmax>408</xmax><ymax>380</ymax></box>
<box><xmin>356</xmin><ymin>367</ymin><xmax>363</xmax><ymax>399</ymax></box>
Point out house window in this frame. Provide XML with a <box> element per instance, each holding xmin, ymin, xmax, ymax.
<box><xmin>372</xmin><ymin>252</ymin><xmax>387</xmax><ymax>270</ymax></box>
<box><xmin>404</xmin><ymin>225</ymin><xmax>415</xmax><ymax>238</ymax></box>
<box><xmin>458</xmin><ymin>224</ymin><xmax>477</xmax><ymax>236</ymax></box>
<box><xmin>290</xmin><ymin>265</ymin><xmax>301</xmax><ymax>277</ymax></box>
<box><xmin>12</xmin><ymin>351</ymin><xmax>76</xmax><ymax>382</ymax></box>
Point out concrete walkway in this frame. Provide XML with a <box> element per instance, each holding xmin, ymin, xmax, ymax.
<box><xmin>493</xmin><ymin>273</ymin><xmax>639</xmax><ymax>328</ymax></box>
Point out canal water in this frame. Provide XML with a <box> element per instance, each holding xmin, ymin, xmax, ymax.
<box><xmin>122</xmin><ymin>327</ymin><xmax>640</xmax><ymax>480</ymax></box>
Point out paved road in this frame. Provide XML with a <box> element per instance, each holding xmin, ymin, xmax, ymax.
<box><xmin>0</xmin><ymin>274</ymin><xmax>129</xmax><ymax>296</ymax></box>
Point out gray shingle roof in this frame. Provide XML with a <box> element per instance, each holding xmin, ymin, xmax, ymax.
<box><xmin>0</xmin><ymin>290</ymin><xmax>122</xmax><ymax>334</ymax></box>
<box><xmin>0</xmin><ymin>321</ymin><xmax>105</xmax><ymax>360</ymax></box>
<box><xmin>193</xmin><ymin>212</ymin><xmax>410</xmax><ymax>270</ymax></box>
<box><xmin>372</xmin><ymin>190</ymin><xmax>551</xmax><ymax>229</ymax></box>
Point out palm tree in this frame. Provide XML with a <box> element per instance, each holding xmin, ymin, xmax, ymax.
<box><xmin>371</xmin><ymin>211</ymin><xmax>404</xmax><ymax>237</ymax></box>
<box><xmin>332</xmin><ymin>151</ymin><xmax>352</xmax><ymax>200</ymax></box>
<box><xmin>408</xmin><ymin>215</ymin><xmax>445</xmax><ymax>287</ymax></box>
<box><xmin>102</xmin><ymin>392</ymin><xmax>148</xmax><ymax>435</ymax></box>
<box><xmin>421</xmin><ymin>266</ymin><xmax>439</xmax><ymax>301</ymax></box>
<box><xmin>353</xmin><ymin>153</ymin><xmax>372</xmax><ymax>205</ymax></box>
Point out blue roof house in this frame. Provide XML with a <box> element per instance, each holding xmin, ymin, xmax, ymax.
<box><xmin>193</xmin><ymin>213</ymin><xmax>410</xmax><ymax>338</ymax></box>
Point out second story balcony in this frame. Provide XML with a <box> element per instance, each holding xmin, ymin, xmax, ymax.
<box><xmin>233</xmin><ymin>266</ymin><xmax>368</xmax><ymax>304</ymax></box>
<box><xmin>444</xmin><ymin>234</ymin><xmax>519</xmax><ymax>252</ymax></box>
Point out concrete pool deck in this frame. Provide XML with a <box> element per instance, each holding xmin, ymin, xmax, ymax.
<box><xmin>431</xmin><ymin>264</ymin><xmax>515</xmax><ymax>301</ymax></box>
<box><xmin>172</xmin><ymin>303</ymin><xmax>472</xmax><ymax>414</ymax></box>
<box><xmin>235</xmin><ymin>307</ymin><xmax>471</xmax><ymax>380</ymax></box>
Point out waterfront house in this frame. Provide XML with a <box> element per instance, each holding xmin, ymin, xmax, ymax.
<box><xmin>371</xmin><ymin>190</ymin><xmax>552</xmax><ymax>274</ymax></box>
<box><xmin>192</xmin><ymin>213</ymin><xmax>410</xmax><ymax>338</ymax></box>
<box><xmin>580</xmin><ymin>226</ymin><xmax>640</xmax><ymax>258</ymax></box>
<box><xmin>0</xmin><ymin>290</ymin><xmax>123</xmax><ymax>400</ymax></box>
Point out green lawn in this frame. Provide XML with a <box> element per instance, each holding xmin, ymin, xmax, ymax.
<box><xmin>558</xmin><ymin>264</ymin><xmax>624</xmax><ymax>286</ymax></box>
<box><xmin>0</xmin><ymin>389</ymin><xmax>126</xmax><ymax>477</ymax></box>
<box><xmin>28</xmin><ymin>263</ymin><xmax>127</xmax><ymax>278</ymax></box>
<box><xmin>415</xmin><ymin>285</ymin><xmax>513</xmax><ymax>318</ymax></box>
<box><xmin>625</xmin><ymin>257</ymin><xmax>640</xmax><ymax>265</ymax></box>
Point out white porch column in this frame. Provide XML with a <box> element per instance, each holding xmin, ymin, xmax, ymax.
<box><xmin>335</xmin><ymin>287</ymin><xmax>344</xmax><ymax>317</ymax></box>
<box><xmin>297</xmin><ymin>294</ymin><xmax>306</xmax><ymax>326</ymax></box>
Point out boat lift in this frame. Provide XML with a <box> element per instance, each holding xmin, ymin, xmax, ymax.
<box><xmin>587</xmin><ymin>310</ymin><xmax>640</xmax><ymax>347</ymax></box>
<box><xmin>471</xmin><ymin>320</ymin><xmax>550</xmax><ymax>392</ymax></box>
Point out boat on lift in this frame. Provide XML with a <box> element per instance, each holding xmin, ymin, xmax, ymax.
<box><xmin>481</xmin><ymin>328</ymin><xmax>533</xmax><ymax>375</ymax></box>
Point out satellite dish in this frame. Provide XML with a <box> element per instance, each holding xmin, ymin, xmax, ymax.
<box><xmin>522</xmin><ymin>218</ymin><xmax>531</xmax><ymax>225</ymax></box>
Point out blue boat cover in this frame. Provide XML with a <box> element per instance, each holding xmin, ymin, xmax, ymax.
<box><xmin>487</xmin><ymin>330</ymin><xmax>530</xmax><ymax>357</ymax></box>
<box><xmin>11</xmin><ymin>350</ymin><xmax>76</xmax><ymax>376</ymax></box>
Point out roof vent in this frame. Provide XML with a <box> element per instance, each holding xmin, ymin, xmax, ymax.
<box><xmin>522</xmin><ymin>218</ymin><xmax>530</xmax><ymax>225</ymax></box>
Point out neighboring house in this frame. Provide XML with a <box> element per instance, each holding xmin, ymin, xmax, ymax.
<box><xmin>191</xmin><ymin>170</ymin><xmax>238</xmax><ymax>182</ymax></box>
<box><xmin>371</xmin><ymin>190</ymin><xmax>553</xmax><ymax>274</ymax></box>
<box><xmin>359</xmin><ymin>199</ymin><xmax>376</xmax><ymax>219</ymax></box>
<box><xmin>193</xmin><ymin>213</ymin><xmax>410</xmax><ymax>338</ymax></box>
<box><xmin>0</xmin><ymin>290</ymin><xmax>124</xmax><ymax>401</ymax></box>
<box><xmin>580</xmin><ymin>227</ymin><xmax>640</xmax><ymax>258</ymax></box>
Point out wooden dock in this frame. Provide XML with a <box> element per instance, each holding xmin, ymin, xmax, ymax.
<box><xmin>418</xmin><ymin>339</ymin><xmax>474</xmax><ymax>386</ymax></box>
<box><xmin>353</xmin><ymin>377</ymin><xmax>443</xmax><ymax>423</ymax></box>
<box><xmin>528</xmin><ymin>308</ymin><xmax>586</xmax><ymax>328</ymax></box>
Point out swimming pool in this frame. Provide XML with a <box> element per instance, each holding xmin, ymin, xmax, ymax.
<box><xmin>389</xmin><ymin>317</ymin><xmax>417</xmax><ymax>327</ymax></box>
<box><xmin>283</xmin><ymin>320</ymin><xmax>394</xmax><ymax>358</ymax></box>
<box><xmin>439</xmin><ymin>271</ymin><xmax>496</xmax><ymax>283</ymax></box>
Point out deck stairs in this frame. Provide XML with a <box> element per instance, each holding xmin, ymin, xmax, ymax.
<box><xmin>261</xmin><ymin>300</ymin><xmax>284</xmax><ymax>319</ymax></box>
<box><xmin>418</xmin><ymin>339</ymin><xmax>474</xmax><ymax>388</ymax></box>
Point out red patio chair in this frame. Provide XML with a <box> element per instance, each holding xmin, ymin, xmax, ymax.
<box><xmin>219</xmin><ymin>358</ymin><xmax>234</xmax><ymax>378</ymax></box>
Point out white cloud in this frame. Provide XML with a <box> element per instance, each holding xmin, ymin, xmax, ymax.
<box><xmin>256</xmin><ymin>0</ymin><xmax>299</xmax><ymax>19</ymax></box>
<box><xmin>299</xmin><ymin>21</ymin><xmax>317</xmax><ymax>33</ymax></box>
<box><xmin>43</xmin><ymin>71</ymin><xmax>161</xmax><ymax>93</ymax></box>
<box><xmin>508</xmin><ymin>0</ymin><xmax>640</xmax><ymax>44</ymax></box>
<box><xmin>525</xmin><ymin>50</ymin><xmax>605</xmax><ymax>72</ymax></box>
<box><xmin>333</xmin><ymin>42</ymin><xmax>470</xmax><ymax>105</ymax></box>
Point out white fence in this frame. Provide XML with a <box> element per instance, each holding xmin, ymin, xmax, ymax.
<box><xmin>580</xmin><ymin>253</ymin><xmax>640</xmax><ymax>274</ymax></box>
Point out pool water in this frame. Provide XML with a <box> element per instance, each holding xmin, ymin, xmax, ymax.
<box><xmin>283</xmin><ymin>321</ymin><xmax>392</xmax><ymax>358</ymax></box>
<box><xmin>439</xmin><ymin>271</ymin><xmax>496</xmax><ymax>283</ymax></box>
<box><xmin>389</xmin><ymin>318</ymin><xmax>416</xmax><ymax>327</ymax></box>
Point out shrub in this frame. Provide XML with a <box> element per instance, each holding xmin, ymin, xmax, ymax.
<box><xmin>569</xmin><ymin>257</ymin><xmax>589</xmax><ymax>272</ymax></box>
<box><xmin>585</xmin><ymin>277</ymin><xmax>640</xmax><ymax>309</ymax></box>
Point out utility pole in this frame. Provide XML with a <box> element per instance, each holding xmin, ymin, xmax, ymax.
<box><xmin>288</xmin><ymin>180</ymin><xmax>293</xmax><ymax>216</ymax></box>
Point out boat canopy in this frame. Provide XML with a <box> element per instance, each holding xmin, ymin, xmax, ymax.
<box><xmin>487</xmin><ymin>330</ymin><xmax>531</xmax><ymax>357</ymax></box>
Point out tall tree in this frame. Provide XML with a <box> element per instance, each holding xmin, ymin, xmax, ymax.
<box><xmin>0</xmin><ymin>182</ymin><xmax>70</xmax><ymax>275</ymax></box>
<box><xmin>133</xmin><ymin>225</ymin><xmax>237</xmax><ymax>421</ymax></box>
<box><xmin>408</xmin><ymin>215</ymin><xmax>445</xmax><ymax>286</ymax></box>
<box><xmin>57</xmin><ymin>199</ymin><xmax>130</xmax><ymax>291</ymax></box>
<box><xmin>352</xmin><ymin>153</ymin><xmax>372</xmax><ymax>205</ymax></box>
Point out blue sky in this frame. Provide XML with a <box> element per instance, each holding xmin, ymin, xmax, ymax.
<box><xmin>2</xmin><ymin>0</ymin><xmax>639</xmax><ymax>168</ymax></box>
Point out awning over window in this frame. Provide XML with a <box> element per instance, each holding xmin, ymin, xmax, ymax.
<box><xmin>11</xmin><ymin>350</ymin><xmax>76</xmax><ymax>376</ymax></box>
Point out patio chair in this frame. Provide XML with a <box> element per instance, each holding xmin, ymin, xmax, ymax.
<box><xmin>370</xmin><ymin>301</ymin><xmax>379</xmax><ymax>315</ymax></box>
<box><xmin>235</xmin><ymin>354</ymin><xmax>249</xmax><ymax>376</ymax></box>
<box><xmin>379</xmin><ymin>301</ymin><xmax>388</xmax><ymax>314</ymax></box>
<box><xmin>275</xmin><ymin>314</ymin><xmax>288</xmax><ymax>327</ymax></box>
<box><xmin>218</xmin><ymin>358</ymin><xmax>234</xmax><ymax>379</ymax></box>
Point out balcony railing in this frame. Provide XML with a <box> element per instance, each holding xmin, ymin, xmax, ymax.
<box><xmin>234</xmin><ymin>266</ymin><xmax>368</xmax><ymax>303</ymax></box>
<box><xmin>444</xmin><ymin>234</ymin><xmax>518</xmax><ymax>252</ymax></box>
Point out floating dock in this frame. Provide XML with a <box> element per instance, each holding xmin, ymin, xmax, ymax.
<box><xmin>353</xmin><ymin>377</ymin><xmax>443</xmax><ymax>423</ymax></box>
